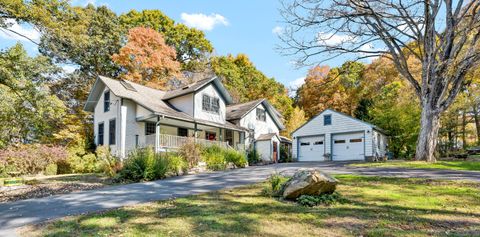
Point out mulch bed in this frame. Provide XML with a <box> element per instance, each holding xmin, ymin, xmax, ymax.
<box><xmin>0</xmin><ymin>182</ymin><xmax>105</xmax><ymax>203</ymax></box>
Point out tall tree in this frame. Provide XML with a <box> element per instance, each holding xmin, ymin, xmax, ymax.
<box><xmin>280</xmin><ymin>0</ymin><xmax>480</xmax><ymax>161</ymax></box>
<box><xmin>112</xmin><ymin>27</ymin><xmax>181</xmax><ymax>89</ymax></box>
<box><xmin>211</xmin><ymin>54</ymin><xmax>294</xmax><ymax>120</ymax></box>
<box><xmin>0</xmin><ymin>43</ymin><xmax>66</xmax><ymax>147</ymax></box>
<box><xmin>119</xmin><ymin>10</ymin><xmax>213</xmax><ymax>71</ymax></box>
<box><xmin>296</xmin><ymin>62</ymin><xmax>367</xmax><ymax>118</ymax></box>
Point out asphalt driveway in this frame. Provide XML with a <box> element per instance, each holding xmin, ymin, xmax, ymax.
<box><xmin>1</xmin><ymin>161</ymin><xmax>480</xmax><ymax>236</ymax></box>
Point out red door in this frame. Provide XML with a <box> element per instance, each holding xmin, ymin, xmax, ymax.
<box><xmin>273</xmin><ymin>141</ymin><xmax>278</xmax><ymax>163</ymax></box>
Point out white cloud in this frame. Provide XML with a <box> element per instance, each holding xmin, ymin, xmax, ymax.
<box><xmin>288</xmin><ymin>76</ymin><xmax>306</xmax><ymax>96</ymax></box>
<box><xmin>180</xmin><ymin>13</ymin><xmax>229</xmax><ymax>31</ymax></box>
<box><xmin>61</xmin><ymin>65</ymin><xmax>78</xmax><ymax>74</ymax></box>
<box><xmin>0</xmin><ymin>19</ymin><xmax>40</xmax><ymax>43</ymax></box>
<box><xmin>272</xmin><ymin>26</ymin><xmax>283</xmax><ymax>35</ymax></box>
<box><xmin>317</xmin><ymin>32</ymin><xmax>354</xmax><ymax>46</ymax></box>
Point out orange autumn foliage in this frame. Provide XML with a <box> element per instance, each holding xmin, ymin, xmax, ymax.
<box><xmin>112</xmin><ymin>27</ymin><xmax>181</xmax><ymax>89</ymax></box>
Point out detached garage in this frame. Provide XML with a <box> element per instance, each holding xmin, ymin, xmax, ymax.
<box><xmin>292</xmin><ymin>109</ymin><xmax>387</xmax><ymax>162</ymax></box>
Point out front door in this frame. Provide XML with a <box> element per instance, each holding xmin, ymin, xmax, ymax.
<box><xmin>272</xmin><ymin>141</ymin><xmax>278</xmax><ymax>163</ymax></box>
<box><xmin>205</xmin><ymin>131</ymin><xmax>216</xmax><ymax>141</ymax></box>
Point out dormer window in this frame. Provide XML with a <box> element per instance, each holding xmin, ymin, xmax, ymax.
<box><xmin>202</xmin><ymin>94</ymin><xmax>220</xmax><ymax>114</ymax></box>
<box><xmin>256</xmin><ymin>108</ymin><xmax>266</xmax><ymax>121</ymax></box>
<box><xmin>104</xmin><ymin>91</ymin><xmax>110</xmax><ymax>112</ymax></box>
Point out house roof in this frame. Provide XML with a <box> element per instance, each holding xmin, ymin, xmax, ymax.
<box><xmin>279</xmin><ymin>136</ymin><xmax>292</xmax><ymax>143</ymax></box>
<box><xmin>162</xmin><ymin>76</ymin><xmax>233</xmax><ymax>104</ymax></box>
<box><xmin>226</xmin><ymin>99</ymin><xmax>285</xmax><ymax>130</ymax></box>
<box><xmin>84</xmin><ymin>76</ymin><xmax>248</xmax><ymax>132</ymax></box>
<box><xmin>291</xmin><ymin>108</ymin><xmax>387</xmax><ymax>135</ymax></box>
<box><xmin>256</xmin><ymin>133</ymin><xmax>279</xmax><ymax>141</ymax></box>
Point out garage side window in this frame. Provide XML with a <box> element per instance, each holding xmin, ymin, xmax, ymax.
<box><xmin>350</xmin><ymin>138</ymin><xmax>362</xmax><ymax>143</ymax></box>
<box><xmin>324</xmin><ymin>114</ymin><xmax>332</xmax><ymax>125</ymax></box>
<box><xmin>300</xmin><ymin>142</ymin><xmax>310</xmax><ymax>146</ymax></box>
<box><xmin>334</xmin><ymin>140</ymin><xmax>345</xmax><ymax>144</ymax></box>
<box><xmin>314</xmin><ymin>141</ymin><xmax>323</xmax><ymax>145</ymax></box>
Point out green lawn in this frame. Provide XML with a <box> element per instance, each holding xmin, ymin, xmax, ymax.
<box><xmin>349</xmin><ymin>160</ymin><xmax>480</xmax><ymax>171</ymax></box>
<box><xmin>22</xmin><ymin>175</ymin><xmax>480</xmax><ymax>237</ymax></box>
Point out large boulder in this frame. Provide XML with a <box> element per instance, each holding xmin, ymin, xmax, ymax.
<box><xmin>282</xmin><ymin>169</ymin><xmax>338</xmax><ymax>200</ymax></box>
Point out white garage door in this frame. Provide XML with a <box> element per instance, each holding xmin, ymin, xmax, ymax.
<box><xmin>298</xmin><ymin>136</ymin><xmax>325</xmax><ymax>161</ymax></box>
<box><xmin>332</xmin><ymin>132</ymin><xmax>365</xmax><ymax>161</ymax></box>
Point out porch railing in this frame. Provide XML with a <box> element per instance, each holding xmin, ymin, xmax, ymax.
<box><xmin>143</xmin><ymin>134</ymin><xmax>231</xmax><ymax>150</ymax></box>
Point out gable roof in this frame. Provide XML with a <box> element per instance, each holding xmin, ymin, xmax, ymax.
<box><xmin>291</xmin><ymin>108</ymin><xmax>386</xmax><ymax>135</ymax></box>
<box><xmin>256</xmin><ymin>133</ymin><xmax>280</xmax><ymax>141</ymax></box>
<box><xmin>162</xmin><ymin>76</ymin><xmax>233</xmax><ymax>104</ymax></box>
<box><xmin>84</xmin><ymin>76</ymin><xmax>194</xmax><ymax>121</ymax></box>
<box><xmin>226</xmin><ymin>99</ymin><xmax>285</xmax><ymax>130</ymax></box>
<box><xmin>83</xmin><ymin>76</ymin><xmax>247</xmax><ymax>131</ymax></box>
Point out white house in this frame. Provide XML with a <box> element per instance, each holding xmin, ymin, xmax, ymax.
<box><xmin>83</xmin><ymin>76</ymin><xmax>285</xmax><ymax>162</ymax></box>
<box><xmin>292</xmin><ymin>109</ymin><xmax>387</xmax><ymax>161</ymax></box>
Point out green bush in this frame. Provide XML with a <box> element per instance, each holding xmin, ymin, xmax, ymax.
<box><xmin>247</xmin><ymin>149</ymin><xmax>261</xmax><ymax>165</ymax></box>
<box><xmin>279</xmin><ymin>146</ymin><xmax>292</xmax><ymax>163</ymax></box>
<box><xmin>297</xmin><ymin>192</ymin><xmax>347</xmax><ymax>207</ymax></box>
<box><xmin>167</xmin><ymin>154</ymin><xmax>188</xmax><ymax>176</ymax></box>
<box><xmin>96</xmin><ymin>146</ymin><xmax>121</xmax><ymax>177</ymax></box>
<box><xmin>66</xmin><ymin>153</ymin><xmax>99</xmax><ymax>174</ymax></box>
<box><xmin>202</xmin><ymin>145</ymin><xmax>227</xmax><ymax>171</ymax></box>
<box><xmin>225</xmin><ymin>149</ymin><xmax>248</xmax><ymax>168</ymax></box>
<box><xmin>120</xmin><ymin>147</ymin><xmax>172</xmax><ymax>181</ymax></box>
<box><xmin>44</xmin><ymin>163</ymin><xmax>58</xmax><ymax>176</ymax></box>
<box><xmin>263</xmin><ymin>173</ymin><xmax>289</xmax><ymax>197</ymax></box>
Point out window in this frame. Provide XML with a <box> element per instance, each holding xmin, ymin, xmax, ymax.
<box><xmin>145</xmin><ymin>122</ymin><xmax>156</xmax><ymax>135</ymax></box>
<box><xmin>109</xmin><ymin>119</ymin><xmax>116</xmax><ymax>145</ymax></box>
<box><xmin>225</xmin><ymin>129</ymin><xmax>233</xmax><ymax>145</ymax></box>
<box><xmin>202</xmin><ymin>94</ymin><xmax>220</xmax><ymax>114</ymax></box>
<box><xmin>256</xmin><ymin>108</ymin><xmax>266</xmax><ymax>121</ymax></box>
<box><xmin>205</xmin><ymin>131</ymin><xmax>216</xmax><ymax>141</ymax></box>
<box><xmin>104</xmin><ymin>91</ymin><xmax>110</xmax><ymax>112</ymax></box>
<box><xmin>178</xmin><ymin>127</ymin><xmax>188</xmax><ymax>137</ymax></box>
<box><xmin>324</xmin><ymin>114</ymin><xmax>332</xmax><ymax>125</ymax></box>
<box><xmin>314</xmin><ymin>141</ymin><xmax>324</xmax><ymax>145</ymax></box>
<box><xmin>334</xmin><ymin>140</ymin><xmax>345</xmax><ymax>144</ymax></box>
<box><xmin>98</xmin><ymin>123</ymin><xmax>104</xmax><ymax>145</ymax></box>
<box><xmin>300</xmin><ymin>142</ymin><xmax>310</xmax><ymax>146</ymax></box>
<box><xmin>350</xmin><ymin>138</ymin><xmax>362</xmax><ymax>143</ymax></box>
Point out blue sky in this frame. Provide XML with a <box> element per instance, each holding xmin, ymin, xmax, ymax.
<box><xmin>0</xmin><ymin>0</ymin><xmax>353</xmax><ymax>91</ymax></box>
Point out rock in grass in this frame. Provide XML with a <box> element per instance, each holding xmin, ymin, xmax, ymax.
<box><xmin>282</xmin><ymin>169</ymin><xmax>337</xmax><ymax>200</ymax></box>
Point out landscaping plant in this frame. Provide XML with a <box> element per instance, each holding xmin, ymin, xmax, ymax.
<box><xmin>96</xmin><ymin>146</ymin><xmax>121</xmax><ymax>177</ymax></box>
<box><xmin>178</xmin><ymin>137</ymin><xmax>202</xmax><ymax>168</ymax></box>
<box><xmin>247</xmin><ymin>148</ymin><xmax>261</xmax><ymax>165</ymax></box>
<box><xmin>166</xmin><ymin>153</ymin><xmax>188</xmax><ymax>176</ymax></box>
<box><xmin>0</xmin><ymin>144</ymin><xmax>68</xmax><ymax>175</ymax></box>
<box><xmin>296</xmin><ymin>192</ymin><xmax>347</xmax><ymax>207</ymax></box>
<box><xmin>202</xmin><ymin>145</ymin><xmax>227</xmax><ymax>171</ymax></box>
<box><xmin>224</xmin><ymin>149</ymin><xmax>248</xmax><ymax>168</ymax></box>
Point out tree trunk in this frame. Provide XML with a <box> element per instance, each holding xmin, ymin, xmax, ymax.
<box><xmin>462</xmin><ymin>111</ymin><xmax>467</xmax><ymax>149</ymax></box>
<box><xmin>415</xmin><ymin>108</ymin><xmax>441</xmax><ymax>162</ymax></box>
<box><xmin>473</xmin><ymin>106</ymin><xmax>480</xmax><ymax>145</ymax></box>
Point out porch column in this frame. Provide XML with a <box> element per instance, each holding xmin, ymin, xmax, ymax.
<box><xmin>155</xmin><ymin>116</ymin><xmax>161</xmax><ymax>153</ymax></box>
<box><xmin>219</xmin><ymin>128</ymin><xmax>223</xmax><ymax>141</ymax></box>
<box><xmin>119</xmin><ymin>100</ymin><xmax>127</xmax><ymax>159</ymax></box>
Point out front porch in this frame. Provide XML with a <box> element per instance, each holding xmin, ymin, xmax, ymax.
<box><xmin>135</xmin><ymin>115</ymin><xmax>247</xmax><ymax>152</ymax></box>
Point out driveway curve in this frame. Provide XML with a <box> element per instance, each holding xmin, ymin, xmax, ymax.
<box><xmin>1</xmin><ymin>161</ymin><xmax>479</xmax><ymax>236</ymax></box>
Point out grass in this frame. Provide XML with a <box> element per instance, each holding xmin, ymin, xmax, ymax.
<box><xmin>22</xmin><ymin>175</ymin><xmax>480</xmax><ymax>237</ymax></box>
<box><xmin>349</xmin><ymin>160</ymin><xmax>480</xmax><ymax>171</ymax></box>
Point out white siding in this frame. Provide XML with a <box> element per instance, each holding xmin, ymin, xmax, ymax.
<box><xmin>373</xmin><ymin>130</ymin><xmax>388</xmax><ymax>157</ymax></box>
<box><xmin>169</xmin><ymin>94</ymin><xmax>194</xmax><ymax>116</ymax></box>
<box><xmin>123</xmin><ymin>99</ymin><xmax>143</xmax><ymax>155</ymax></box>
<box><xmin>93</xmin><ymin>87</ymin><xmax>120</xmax><ymax>155</ymax></box>
<box><xmin>292</xmin><ymin>110</ymin><xmax>375</xmax><ymax>160</ymax></box>
<box><xmin>256</xmin><ymin>140</ymin><xmax>271</xmax><ymax>161</ymax></box>
<box><xmin>136</xmin><ymin>105</ymin><xmax>152</xmax><ymax>119</ymax></box>
<box><xmin>239</xmin><ymin>103</ymin><xmax>280</xmax><ymax>147</ymax></box>
<box><xmin>193</xmin><ymin>84</ymin><xmax>226</xmax><ymax>124</ymax></box>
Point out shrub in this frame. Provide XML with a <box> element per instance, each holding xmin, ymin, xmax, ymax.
<box><xmin>0</xmin><ymin>144</ymin><xmax>68</xmax><ymax>175</ymax></box>
<box><xmin>66</xmin><ymin>153</ymin><xmax>98</xmax><ymax>174</ymax></box>
<box><xmin>247</xmin><ymin>148</ymin><xmax>261</xmax><ymax>165</ymax></box>
<box><xmin>44</xmin><ymin>163</ymin><xmax>58</xmax><ymax>176</ymax></box>
<box><xmin>202</xmin><ymin>145</ymin><xmax>227</xmax><ymax>171</ymax></box>
<box><xmin>96</xmin><ymin>146</ymin><xmax>121</xmax><ymax>177</ymax></box>
<box><xmin>167</xmin><ymin>153</ymin><xmax>188</xmax><ymax>176</ymax></box>
<box><xmin>297</xmin><ymin>192</ymin><xmax>347</xmax><ymax>207</ymax></box>
<box><xmin>119</xmin><ymin>147</ymin><xmax>170</xmax><ymax>181</ymax></box>
<box><xmin>224</xmin><ymin>149</ymin><xmax>248</xmax><ymax>168</ymax></box>
<box><xmin>178</xmin><ymin>137</ymin><xmax>202</xmax><ymax>168</ymax></box>
<box><xmin>263</xmin><ymin>173</ymin><xmax>289</xmax><ymax>197</ymax></box>
<box><xmin>279</xmin><ymin>146</ymin><xmax>292</xmax><ymax>163</ymax></box>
